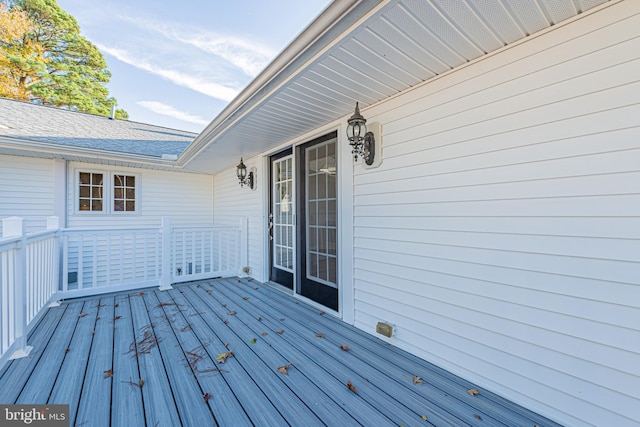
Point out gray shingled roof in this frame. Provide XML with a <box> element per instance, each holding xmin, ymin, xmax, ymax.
<box><xmin>0</xmin><ymin>98</ymin><xmax>196</xmax><ymax>157</ymax></box>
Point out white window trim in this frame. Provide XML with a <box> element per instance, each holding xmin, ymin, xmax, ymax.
<box><xmin>74</xmin><ymin>168</ymin><xmax>140</xmax><ymax>215</ymax></box>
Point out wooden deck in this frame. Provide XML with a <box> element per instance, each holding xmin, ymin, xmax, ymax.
<box><xmin>0</xmin><ymin>278</ymin><xmax>560</xmax><ymax>427</ymax></box>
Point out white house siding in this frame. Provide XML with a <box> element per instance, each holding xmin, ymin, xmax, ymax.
<box><xmin>66</xmin><ymin>162</ymin><xmax>214</xmax><ymax>228</ymax></box>
<box><xmin>0</xmin><ymin>155</ymin><xmax>55</xmax><ymax>235</ymax></box>
<box><xmin>212</xmin><ymin>157</ymin><xmax>265</xmax><ymax>280</ymax></box>
<box><xmin>351</xmin><ymin>2</ymin><xmax>639</xmax><ymax>426</ymax></box>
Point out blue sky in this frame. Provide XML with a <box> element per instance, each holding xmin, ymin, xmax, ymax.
<box><xmin>56</xmin><ymin>0</ymin><xmax>331</xmax><ymax>132</ymax></box>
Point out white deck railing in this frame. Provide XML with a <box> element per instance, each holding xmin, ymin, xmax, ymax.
<box><xmin>0</xmin><ymin>216</ymin><xmax>247</xmax><ymax>365</ymax></box>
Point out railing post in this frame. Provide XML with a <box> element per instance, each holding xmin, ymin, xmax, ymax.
<box><xmin>46</xmin><ymin>216</ymin><xmax>61</xmax><ymax>307</ymax></box>
<box><xmin>2</xmin><ymin>217</ymin><xmax>33</xmax><ymax>359</ymax></box>
<box><xmin>239</xmin><ymin>217</ymin><xmax>248</xmax><ymax>277</ymax></box>
<box><xmin>159</xmin><ymin>217</ymin><xmax>172</xmax><ymax>290</ymax></box>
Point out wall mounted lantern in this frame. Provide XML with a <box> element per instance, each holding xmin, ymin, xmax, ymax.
<box><xmin>346</xmin><ymin>102</ymin><xmax>375</xmax><ymax>165</ymax></box>
<box><xmin>236</xmin><ymin>157</ymin><xmax>254</xmax><ymax>189</ymax></box>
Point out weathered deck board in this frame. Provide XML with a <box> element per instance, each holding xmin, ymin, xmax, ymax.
<box><xmin>128</xmin><ymin>291</ymin><xmax>182</xmax><ymax>427</ymax></box>
<box><xmin>0</xmin><ymin>305</ymin><xmax>66</xmax><ymax>401</ymax></box>
<box><xmin>74</xmin><ymin>296</ymin><xmax>116</xmax><ymax>427</ymax></box>
<box><xmin>154</xmin><ymin>289</ymin><xmax>252</xmax><ymax>427</ymax></box>
<box><xmin>16</xmin><ymin>301</ymin><xmax>83</xmax><ymax>404</ymax></box>
<box><xmin>110</xmin><ymin>293</ymin><xmax>145</xmax><ymax>427</ymax></box>
<box><xmin>178</xmin><ymin>285</ymin><xmax>315</xmax><ymax>425</ymax></box>
<box><xmin>48</xmin><ymin>300</ymin><xmax>100</xmax><ymax>422</ymax></box>
<box><xmin>0</xmin><ymin>278</ymin><xmax>562</xmax><ymax>427</ymax></box>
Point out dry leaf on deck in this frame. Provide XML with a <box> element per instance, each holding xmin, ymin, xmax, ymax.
<box><xmin>258</xmin><ymin>317</ymin><xmax>263</xmax><ymax>321</ymax></box>
<box><xmin>228</xmin><ymin>311</ymin><xmax>237</xmax><ymax>316</ymax></box>
<box><xmin>243</xmin><ymin>297</ymin><xmax>249</xmax><ymax>300</ymax></box>
<box><xmin>78</xmin><ymin>313</ymin><xmax>88</xmax><ymax>317</ymax></box>
<box><xmin>261</xmin><ymin>332</ymin><xmax>268</xmax><ymax>336</ymax></box>
<box><xmin>276</xmin><ymin>330</ymin><xmax>284</xmax><ymax>335</ymax></box>
<box><xmin>319</xmin><ymin>311</ymin><xmax>325</xmax><ymax>315</ymax></box>
<box><xmin>222</xmin><ymin>304</ymin><xmax>227</xmax><ymax>307</ymax></box>
<box><xmin>468</xmin><ymin>389</ymin><xmax>479</xmax><ymax>396</ymax></box>
<box><xmin>216</xmin><ymin>351</ymin><xmax>233</xmax><ymax>363</ymax></box>
<box><xmin>203</xmin><ymin>392</ymin><xmax>212</xmax><ymax>402</ymax></box>
<box><xmin>413</xmin><ymin>375</ymin><xmax>425</xmax><ymax>385</ymax></box>
<box><xmin>277</xmin><ymin>362</ymin><xmax>292</xmax><ymax>375</ymax></box>
<box><xmin>474</xmin><ymin>414</ymin><xmax>482</xmax><ymax>420</ymax></box>
<box><xmin>114</xmin><ymin>315</ymin><xmax>122</xmax><ymax>321</ymax></box>
<box><xmin>316</xmin><ymin>333</ymin><xmax>325</xmax><ymax>338</ymax></box>
<box><xmin>250</xmin><ymin>338</ymin><xmax>257</xmax><ymax>344</ymax></box>
<box><xmin>280</xmin><ymin>318</ymin><xmax>285</xmax><ymax>321</ymax></box>
<box><xmin>139</xmin><ymin>378</ymin><xmax>144</xmax><ymax>388</ymax></box>
<box><xmin>65</xmin><ymin>348</ymin><xmax>70</xmax><ymax>353</ymax></box>
<box><xmin>137</xmin><ymin>292</ymin><xmax>145</xmax><ymax>296</ymax></box>
<box><xmin>104</xmin><ymin>369</ymin><xmax>113</xmax><ymax>378</ymax></box>
<box><xmin>346</xmin><ymin>380</ymin><xmax>357</xmax><ymax>394</ymax></box>
<box><xmin>340</xmin><ymin>345</ymin><xmax>350</xmax><ymax>351</ymax></box>
<box><xmin>421</xmin><ymin>415</ymin><xmax>428</xmax><ymax>421</ymax></box>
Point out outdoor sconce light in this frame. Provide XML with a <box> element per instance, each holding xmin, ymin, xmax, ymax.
<box><xmin>346</xmin><ymin>102</ymin><xmax>375</xmax><ymax>165</ymax></box>
<box><xmin>236</xmin><ymin>157</ymin><xmax>254</xmax><ymax>189</ymax></box>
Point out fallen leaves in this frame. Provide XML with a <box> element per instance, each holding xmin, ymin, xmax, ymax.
<box><xmin>277</xmin><ymin>362</ymin><xmax>293</xmax><ymax>375</ymax></box>
<box><xmin>319</xmin><ymin>311</ymin><xmax>325</xmax><ymax>315</ymax></box>
<box><xmin>127</xmin><ymin>325</ymin><xmax>161</xmax><ymax>357</ymax></box>
<box><xmin>276</xmin><ymin>330</ymin><xmax>284</xmax><ymax>335</ymax></box>
<box><xmin>474</xmin><ymin>414</ymin><xmax>482</xmax><ymax>420</ymax></box>
<box><xmin>340</xmin><ymin>345</ymin><xmax>350</xmax><ymax>351</ymax></box>
<box><xmin>216</xmin><ymin>351</ymin><xmax>233</xmax><ymax>364</ymax></box>
<box><xmin>139</xmin><ymin>378</ymin><xmax>144</xmax><ymax>388</ymax></box>
<box><xmin>421</xmin><ymin>415</ymin><xmax>428</xmax><ymax>421</ymax></box>
<box><xmin>104</xmin><ymin>369</ymin><xmax>113</xmax><ymax>378</ymax></box>
<box><xmin>258</xmin><ymin>317</ymin><xmax>263</xmax><ymax>322</ymax></box>
<box><xmin>315</xmin><ymin>333</ymin><xmax>325</xmax><ymax>338</ymax></box>
<box><xmin>78</xmin><ymin>313</ymin><xmax>88</xmax><ymax>317</ymax></box>
<box><xmin>228</xmin><ymin>311</ymin><xmax>237</xmax><ymax>316</ymax></box>
<box><xmin>346</xmin><ymin>380</ymin><xmax>357</xmax><ymax>394</ymax></box>
<box><xmin>261</xmin><ymin>332</ymin><xmax>268</xmax><ymax>336</ymax></box>
<box><xmin>468</xmin><ymin>389</ymin><xmax>479</xmax><ymax>396</ymax></box>
<box><xmin>203</xmin><ymin>392</ymin><xmax>212</xmax><ymax>402</ymax></box>
<box><xmin>413</xmin><ymin>375</ymin><xmax>425</xmax><ymax>386</ymax></box>
<box><xmin>243</xmin><ymin>296</ymin><xmax>249</xmax><ymax>301</ymax></box>
<box><xmin>114</xmin><ymin>315</ymin><xmax>122</xmax><ymax>321</ymax></box>
<box><xmin>250</xmin><ymin>338</ymin><xmax>257</xmax><ymax>344</ymax></box>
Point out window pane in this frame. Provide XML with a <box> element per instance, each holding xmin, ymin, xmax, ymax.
<box><xmin>79</xmin><ymin>173</ymin><xmax>90</xmax><ymax>184</ymax></box>
<box><xmin>92</xmin><ymin>174</ymin><xmax>103</xmax><ymax>185</ymax></box>
<box><xmin>92</xmin><ymin>187</ymin><xmax>102</xmax><ymax>198</ymax></box>
<box><xmin>114</xmin><ymin>175</ymin><xmax>124</xmax><ymax>186</ymax></box>
<box><xmin>92</xmin><ymin>200</ymin><xmax>102</xmax><ymax>211</ymax></box>
<box><xmin>126</xmin><ymin>176</ymin><xmax>135</xmax><ymax>186</ymax></box>
<box><xmin>114</xmin><ymin>200</ymin><xmax>124</xmax><ymax>211</ymax></box>
<box><xmin>308</xmin><ymin>201</ymin><xmax>317</xmax><ymax>226</ymax></box>
<box><xmin>318</xmin><ymin>172</ymin><xmax>327</xmax><ymax>199</ymax></box>
<box><xmin>328</xmin><ymin>228</ymin><xmax>337</xmax><ymax>256</ymax></box>
<box><xmin>318</xmin><ymin>201</ymin><xmax>326</xmax><ymax>226</ymax></box>
<box><xmin>79</xmin><ymin>199</ymin><xmax>90</xmax><ymax>210</ymax></box>
<box><xmin>114</xmin><ymin>188</ymin><xmax>123</xmax><ymax>198</ymax></box>
<box><xmin>126</xmin><ymin>201</ymin><xmax>135</xmax><ymax>211</ymax></box>
<box><xmin>328</xmin><ymin>173</ymin><xmax>336</xmax><ymax>198</ymax></box>
<box><xmin>308</xmin><ymin>175</ymin><xmax>316</xmax><ymax>200</ymax></box>
<box><xmin>318</xmin><ymin>228</ymin><xmax>326</xmax><ymax>253</ymax></box>
<box><xmin>328</xmin><ymin>200</ymin><xmax>336</xmax><ymax>227</ymax></box>
<box><xmin>79</xmin><ymin>186</ymin><xmax>90</xmax><ymax>197</ymax></box>
<box><xmin>126</xmin><ymin>188</ymin><xmax>135</xmax><ymax>199</ymax></box>
<box><xmin>309</xmin><ymin>227</ymin><xmax>317</xmax><ymax>251</ymax></box>
<box><xmin>318</xmin><ymin>256</ymin><xmax>327</xmax><ymax>281</ymax></box>
<box><xmin>328</xmin><ymin>257</ymin><xmax>336</xmax><ymax>284</ymax></box>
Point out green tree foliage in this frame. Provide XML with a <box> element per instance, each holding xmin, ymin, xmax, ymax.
<box><xmin>0</xmin><ymin>4</ymin><xmax>47</xmax><ymax>100</ymax></box>
<box><xmin>2</xmin><ymin>0</ymin><xmax>128</xmax><ymax>119</ymax></box>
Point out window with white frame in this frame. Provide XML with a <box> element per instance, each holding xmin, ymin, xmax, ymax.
<box><xmin>113</xmin><ymin>174</ymin><xmax>136</xmax><ymax>212</ymax></box>
<box><xmin>78</xmin><ymin>172</ymin><xmax>104</xmax><ymax>211</ymax></box>
<box><xmin>77</xmin><ymin>170</ymin><xmax>138</xmax><ymax>214</ymax></box>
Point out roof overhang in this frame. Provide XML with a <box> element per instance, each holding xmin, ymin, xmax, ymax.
<box><xmin>178</xmin><ymin>0</ymin><xmax>614</xmax><ymax>174</ymax></box>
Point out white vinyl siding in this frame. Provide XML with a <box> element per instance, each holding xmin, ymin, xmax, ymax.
<box><xmin>351</xmin><ymin>2</ymin><xmax>639</xmax><ymax>427</ymax></box>
<box><xmin>67</xmin><ymin>162</ymin><xmax>214</xmax><ymax>228</ymax></box>
<box><xmin>213</xmin><ymin>157</ymin><xmax>264</xmax><ymax>280</ymax></box>
<box><xmin>0</xmin><ymin>155</ymin><xmax>55</xmax><ymax>235</ymax></box>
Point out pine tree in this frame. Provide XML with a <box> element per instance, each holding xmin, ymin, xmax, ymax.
<box><xmin>1</xmin><ymin>0</ymin><xmax>128</xmax><ymax>119</ymax></box>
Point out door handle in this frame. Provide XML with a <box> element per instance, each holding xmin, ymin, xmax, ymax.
<box><xmin>268</xmin><ymin>213</ymin><xmax>274</xmax><ymax>241</ymax></box>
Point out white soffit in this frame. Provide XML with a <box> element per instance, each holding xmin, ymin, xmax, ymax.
<box><xmin>182</xmin><ymin>0</ymin><xmax>611</xmax><ymax>174</ymax></box>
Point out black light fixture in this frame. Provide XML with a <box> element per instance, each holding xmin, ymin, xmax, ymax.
<box><xmin>236</xmin><ymin>157</ymin><xmax>254</xmax><ymax>189</ymax></box>
<box><xmin>346</xmin><ymin>102</ymin><xmax>375</xmax><ymax>165</ymax></box>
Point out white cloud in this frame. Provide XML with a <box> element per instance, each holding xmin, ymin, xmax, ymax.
<box><xmin>96</xmin><ymin>43</ymin><xmax>239</xmax><ymax>102</ymax></box>
<box><xmin>121</xmin><ymin>16</ymin><xmax>276</xmax><ymax>77</ymax></box>
<box><xmin>137</xmin><ymin>100</ymin><xmax>209</xmax><ymax>126</ymax></box>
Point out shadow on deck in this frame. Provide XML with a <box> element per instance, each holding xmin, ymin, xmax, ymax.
<box><xmin>0</xmin><ymin>278</ymin><xmax>560</xmax><ymax>427</ymax></box>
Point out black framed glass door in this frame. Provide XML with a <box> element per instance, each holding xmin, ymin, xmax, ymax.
<box><xmin>296</xmin><ymin>132</ymin><xmax>338</xmax><ymax>311</ymax></box>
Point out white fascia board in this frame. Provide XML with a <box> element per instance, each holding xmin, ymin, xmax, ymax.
<box><xmin>0</xmin><ymin>136</ymin><xmax>182</xmax><ymax>169</ymax></box>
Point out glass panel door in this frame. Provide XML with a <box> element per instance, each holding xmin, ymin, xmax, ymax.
<box><xmin>296</xmin><ymin>132</ymin><xmax>338</xmax><ymax>311</ymax></box>
<box><xmin>269</xmin><ymin>151</ymin><xmax>294</xmax><ymax>289</ymax></box>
